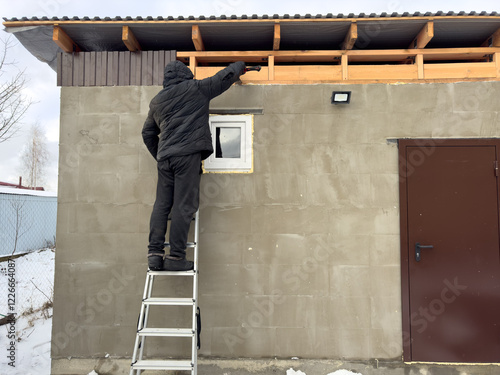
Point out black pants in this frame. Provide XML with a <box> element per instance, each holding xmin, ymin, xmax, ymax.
<box><xmin>148</xmin><ymin>153</ymin><xmax>201</xmax><ymax>258</ymax></box>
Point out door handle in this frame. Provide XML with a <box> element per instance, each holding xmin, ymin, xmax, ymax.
<box><xmin>415</xmin><ymin>242</ymin><xmax>434</xmax><ymax>262</ymax></box>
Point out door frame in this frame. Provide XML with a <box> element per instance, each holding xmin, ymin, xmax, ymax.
<box><xmin>398</xmin><ymin>138</ymin><xmax>500</xmax><ymax>362</ymax></box>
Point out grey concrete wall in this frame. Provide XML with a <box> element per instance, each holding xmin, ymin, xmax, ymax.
<box><xmin>52</xmin><ymin>81</ymin><xmax>500</xmax><ymax>364</ymax></box>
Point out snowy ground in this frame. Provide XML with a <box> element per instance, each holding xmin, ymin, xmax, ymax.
<box><xmin>288</xmin><ymin>369</ymin><xmax>361</xmax><ymax>375</ymax></box>
<box><xmin>0</xmin><ymin>248</ymin><xmax>54</xmax><ymax>375</ymax></box>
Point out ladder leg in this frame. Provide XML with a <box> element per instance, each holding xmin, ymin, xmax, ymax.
<box><xmin>130</xmin><ymin>272</ymin><xmax>152</xmax><ymax>375</ymax></box>
<box><xmin>192</xmin><ymin>210</ymin><xmax>199</xmax><ymax>375</ymax></box>
<box><xmin>138</xmin><ymin>274</ymin><xmax>155</xmax><ymax>364</ymax></box>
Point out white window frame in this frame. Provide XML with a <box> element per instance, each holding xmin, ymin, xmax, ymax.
<box><xmin>204</xmin><ymin>114</ymin><xmax>253</xmax><ymax>173</ymax></box>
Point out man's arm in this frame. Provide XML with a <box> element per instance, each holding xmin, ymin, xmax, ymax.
<box><xmin>198</xmin><ymin>61</ymin><xmax>246</xmax><ymax>100</ymax></box>
<box><xmin>142</xmin><ymin>110</ymin><xmax>160</xmax><ymax>159</ymax></box>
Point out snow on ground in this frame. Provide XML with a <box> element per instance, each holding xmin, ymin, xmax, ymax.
<box><xmin>0</xmin><ymin>248</ymin><xmax>54</xmax><ymax>375</ymax></box>
<box><xmin>288</xmin><ymin>369</ymin><xmax>362</xmax><ymax>375</ymax></box>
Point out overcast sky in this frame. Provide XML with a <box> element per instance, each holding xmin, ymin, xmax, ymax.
<box><xmin>0</xmin><ymin>0</ymin><xmax>499</xmax><ymax>192</ymax></box>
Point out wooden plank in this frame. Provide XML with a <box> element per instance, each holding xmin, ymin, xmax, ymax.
<box><xmin>177</xmin><ymin>47</ymin><xmax>500</xmax><ymax>64</ymax></box>
<box><xmin>409</xmin><ymin>21</ymin><xmax>434</xmax><ymax>49</ymax></box>
<box><xmin>349</xmin><ymin>64</ymin><xmax>418</xmax><ymax>80</ymax></box>
<box><xmin>494</xmin><ymin>52</ymin><xmax>500</xmax><ymax>77</ymax></box>
<box><xmin>53</xmin><ymin>25</ymin><xmax>80</xmax><ymax>53</ymax></box>
<box><xmin>129</xmin><ymin>52</ymin><xmax>138</xmax><ymax>85</ymax></box>
<box><xmin>274</xmin><ymin>65</ymin><xmax>342</xmax><ymax>81</ymax></box>
<box><xmin>61</xmin><ymin>52</ymin><xmax>73</xmax><ymax>86</ymax></box>
<box><xmin>95</xmin><ymin>51</ymin><xmax>107</xmax><ymax>86</ymax></box>
<box><xmin>416</xmin><ymin>54</ymin><xmax>424</xmax><ymax>79</ymax></box>
<box><xmin>192</xmin><ymin>25</ymin><xmax>205</xmax><ymax>51</ymax></box>
<box><xmin>122</xmin><ymin>25</ymin><xmax>141</xmax><ymax>51</ymax></box>
<box><xmin>195</xmin><ymin>66</ymin><xmax>269</xmax><ymax>81</ymax></box>
<box><xmin>342</xmin><ymin>22</ymin><xmax>358</xmax><ymax>50</ymax></box>
<box><xmin>341</xmin><ymin>55</ymin><xmax>348</xmax><ymax>80</ymax></box>
<box><xmin>482</xmin><ymin>27</ymin><xmax>500</xmax><ymax>47</ymax></box>
<box><xmin>155</xmin><ymin>51</ymin><xmax>165</xmax><ymax>85</ymax></box>
<box><xmin>189</xmin><ymin>56</ymin><xmax>197</xmax><ymax>77</ymax></box>
<box><xmin>89</xmin><ymin>51</ymin><xmax>97</xmax><ymax>86</ymax></box>
<box><xmin>73</xmin><ymin>53</ymin><xmax>85</xmax><ymax>86</ymax></box>
<box><xmin>106</xmin><ymin>51</ymin><xmax>118</xmax><ymax>86</ymax></box>
<box><xmin>119</xmin><ymin>51</ymin><xmax>130</xmax><ymax>86</ymax></box>
<box><xmin>83</xmin><ymin>52</ymin><xmax>91</xmax><ymax>86</ymax></box>
<box><xmin>273</xmin><ymin>23</ymin><xmax>280</xmax><ymax>51</ymax></box>
<box><xmin>268</xmin><ymin>55</ymin><xmax>275</xmax><ymax>80</ymax></box>
<box><xmin>424</xmin><ymin>62</ymin><xmax>497</xmax><ymax>79</ymax></box>
<box><xmin>152</xmin><ymin>51</ymin><xmax>161</xmax><ymax>85</ymax></box>
<box><xmin>141</xmin><ymin>51</ymin><xmax>153</xmax><ymax>85</ymax></box>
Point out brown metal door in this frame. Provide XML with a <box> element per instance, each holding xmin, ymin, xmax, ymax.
<box><xmin>400</xmin><ymin>139</ymin><xmax>500</xmax><ymax>362</ymax></box>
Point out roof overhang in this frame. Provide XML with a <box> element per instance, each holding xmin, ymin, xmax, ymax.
<box><xmin>3</xmin><ymin>13</ymin><xmax>500</xmax><ymax>84</ymax></box>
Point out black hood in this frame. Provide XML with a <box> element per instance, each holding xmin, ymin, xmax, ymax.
<box><xmin>163</xmin><ymin>60</ymin><xmax>194</xmax><ymax>87</ymax></box>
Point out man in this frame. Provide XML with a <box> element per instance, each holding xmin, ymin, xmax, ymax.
<box><xmin>142</xmin><ymin>60</ymin><xmax>247</xmax><ymax>271</ymax></box>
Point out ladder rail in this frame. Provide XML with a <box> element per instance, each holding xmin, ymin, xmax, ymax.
<box><xmin>130</xmin><ymin>210</ymin><xmax>200</xmax><ymax>375</ymax></box>
<box><xmin>192</xmin><ymin>210</ymin><xmax>199</xmax><ymax>375</ymax></box>
<box><xmin>131</xmin><ymin>269</ymin><xmax>155</xmax><ymax>375</ymax></box>
<box><xmin>137</xmin><ymin>274</ymin><xmax>155</xmax><ymax>368</ymax></box>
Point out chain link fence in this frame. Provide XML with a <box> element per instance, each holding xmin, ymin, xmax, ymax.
<box><xmin>0</xmin><ymin>188</ymin><xmax>57</xmax><ymax>317</ymax></box>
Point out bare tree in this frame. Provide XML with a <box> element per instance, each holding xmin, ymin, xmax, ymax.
<box><xmin>0</xmin><ymin>36</ymin><xmax>32</xmax><ymax>143</ymax></box>
<box><xmin>9</xmin><ymin>195</ymin><xmax>32</xmax><ymax>256</ymax></box>
<box><xmin>21</xmin><ymin>123</ymin><xmax>49</xmax><ymax>188</ymax></box>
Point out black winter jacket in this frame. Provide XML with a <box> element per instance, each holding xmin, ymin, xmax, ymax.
<box><xmin>142</xmin><ymin>60</ymin><xmax>246</xmax><ymax>162</ymax></box>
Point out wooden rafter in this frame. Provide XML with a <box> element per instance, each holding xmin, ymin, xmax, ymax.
<box><xmin>342</xmin><ymin>22</ymin><xmax>358</xmax><ymax>50</ymax></box>
<box><xmin>273</xmin><ymin>23</ymin><xmax>281</xmax><ymax>51</ymax></box>
<box><xmin>192</xmin><ymin>25</ymin><xmax>205</xmax><ymax>51</ymax></box>
<box><xmin>122</xmin><ymin>26</ymin><xmax>141</xmax><ymax>51</ymax></box>
<box><xmin>409</xmin><ymin>21</ymin><xmax>434</xmax><ymax>49</ymax></box>
<box><xmin>482</xmin><ymin>27</ymin><xmax>500</xmax><ymax>47</ymax></box>
<box><xmin>53</xmin><ymin>25</ymin><xmax>80</xmax><ymax>53</ymax></box>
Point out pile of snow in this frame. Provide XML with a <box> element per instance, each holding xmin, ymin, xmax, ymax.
<box><xmin>0</xmin><ymin>248</ymin><xmax>55</xmax><ymax>375</ymax></box>
<box><xmin>287</xmin><ymin>369</ymin><xmax>361</xmax><ymax>375</ymax></box>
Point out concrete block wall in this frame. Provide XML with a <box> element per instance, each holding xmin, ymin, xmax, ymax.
<box><xmin>52</xmin><ymin>81</ymin><xmax>500</xmax><ymax>364</ymax></box>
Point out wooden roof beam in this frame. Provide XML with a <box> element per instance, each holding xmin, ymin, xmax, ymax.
<box><xmin>122</xmin><ymin>25</ymin><xmax>141</xmax><ymax>51</ymax></box>
<box><xmin>342</xmin><ymin>22</ymin><xmax>358</xmax><ymax>50</ymax></box>
<box><xmin>192</xmin><ymin>25</ymin><xmax>205</xmax><ymax>51</ymax></box>
<box><xmin>53</xmin><ymin>25</ymin><xmax>80</xmax><ymax>53</ymax></box>
<box><xmin>273</xmin><ymin>23</ymin><xmax>281</xmax><ymax>50</ymax></box>
<box><xmin>482</xmin><ymin>27</ymin><xmax>500</xmax><ymax>47</ymax></box>
<box><xmin>409</xmin><ymin>21</ymin><xmax>434</xmax><ymax>49</ymax></box>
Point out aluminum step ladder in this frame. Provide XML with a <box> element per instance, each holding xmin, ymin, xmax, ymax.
<box><xmin>130</xmin><ymin>211</ymin><xmax>200</xmax><ymax>375</ymax></box>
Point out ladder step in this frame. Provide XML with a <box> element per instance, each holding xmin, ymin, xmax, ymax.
<box><xmin>132</xmin><ymin>359</ymin><xmax>193</xmax><ymax>371</ymax></box>
<box><xmin>148</xmin><ymin>270</ymin><xmax>197</xmax><ymax>276</ymax></box>
<box><xmin>164</xmin><ymin>241</ymin><xmax>196</xmax><ymax>247</ymax></box>
<box><xmin>143</xmin><ymin>297</ymin><xmax>195</xmax><ymax>306</ymax></box>
<box><xmin>138</xmin><ymin>328</ymin><xmax>194</xmax><ymax>337</ymax></box>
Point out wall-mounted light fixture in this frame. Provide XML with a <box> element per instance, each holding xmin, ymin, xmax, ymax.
<box><xmin>331</xmin><ymin>91</ymin><xmax>351</xmax><ymax>104</ymax></box>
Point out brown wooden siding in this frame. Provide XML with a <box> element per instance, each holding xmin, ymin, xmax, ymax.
<box><xmin>57</xmin><ymin>50</ymin><xmax>176</xmax><ymax>86</ymax></box>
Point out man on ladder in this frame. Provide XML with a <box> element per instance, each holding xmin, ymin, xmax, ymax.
<box><xmin>142</xmin><ymin>59</ymin><xmax>248</xmax><ymax>271</ymax></box>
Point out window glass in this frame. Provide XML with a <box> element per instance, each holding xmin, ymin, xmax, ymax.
<box><xmin>215</xmin><ymin>127</ymin><xmax>241</xmax><ymax>158</ymax></box>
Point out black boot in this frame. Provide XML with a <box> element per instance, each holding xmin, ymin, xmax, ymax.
<box><xmin>163</xmin><ymin>255</ymin><xmax>194</xmax><ymax>271</ymax></box>
<box><xmin>148</xmin><ymin>254</ymin><xmax>164</xmax><ymax>271</ymax></box>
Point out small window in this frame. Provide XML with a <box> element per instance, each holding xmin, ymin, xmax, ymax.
<box><xmin>204</xmin><ymin>115</ymin><xmax>253</xmax><ymax>173</ymax></box>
